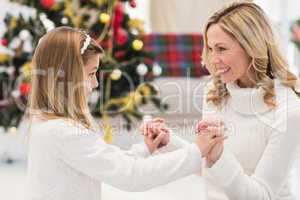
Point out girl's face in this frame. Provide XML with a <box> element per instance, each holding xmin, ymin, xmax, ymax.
<box><xmin>84</xmin><ymin>54</ymin><xmax>100</xmax><ymax>96</ymax></box>
<box><xmin>206</xmin><ymin>24</ymin><xmax>253</xmax><ymax>87</ymax></box>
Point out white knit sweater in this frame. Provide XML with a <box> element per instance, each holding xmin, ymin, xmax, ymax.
<box><xmin>201</xmin><ymin>79</ymin><xmax>300</xmax><ymax>200</ymax></box>
<box><xmin>25</xmin><ymin>118</ymin><xmax>203</xmax><ymax>200</ymax></box>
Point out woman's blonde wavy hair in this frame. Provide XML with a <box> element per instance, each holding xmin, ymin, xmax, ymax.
<box><xmin>28</xmin><ymin>26</ymin><xmax>103</xmax><ymax>129</ymax></box>
<box><xmin>202</xmin><ymin>1</ymin><xmax>300</xmax><ymax>108</ymax></box>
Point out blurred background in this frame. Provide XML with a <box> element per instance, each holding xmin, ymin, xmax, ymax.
<box><xmin>0</xmin><ymin>0</ymin><xmax>300</xmax><ymax>199</ymax></box>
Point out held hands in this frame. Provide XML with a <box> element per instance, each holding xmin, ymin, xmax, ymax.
<box><xmin>139</xmin><ymin>117</ymin><xmax>170</xmax><ymax>154</ymax></box>
<box><xmin>196</xmin><ymin>117</ymin><xmax>227</xmax><ymax>167</ymax></box>
<box><xmin>139</xmin><ymin>116</ymin><xmax>226</xmax><ymax>165</ymax></box>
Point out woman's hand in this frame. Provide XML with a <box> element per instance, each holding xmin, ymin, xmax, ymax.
<box><xmin>206</xmin><ymin>140</ymin><xmax>224</xmax><ymax>168</ymax></box>
<box><xmin>196</xmin><ymin>117</ymin><xmax>226</xmax><ymax>165</ymax></box>
<box><xmin>139</xmin><ymin>117</ymin><xmax>170</xmax><ymax>154</ymax></box>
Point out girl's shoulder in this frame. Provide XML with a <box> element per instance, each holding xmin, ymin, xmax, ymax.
<box><xmin>30</xmin><ymin>117</ymin><xmax>92</xmax><ymax>137</ymax></box>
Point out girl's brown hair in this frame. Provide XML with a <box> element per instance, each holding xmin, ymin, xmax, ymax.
<box><xmin>28</xmin><ymin>26</ymin><xmax>103</xmax><ymax>129</ymax></box>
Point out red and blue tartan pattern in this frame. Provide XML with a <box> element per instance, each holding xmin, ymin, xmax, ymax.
<box><xmin>143</xmin><ymin>34</ymin><xmax>209</xmax><ymax>77</ymax></box>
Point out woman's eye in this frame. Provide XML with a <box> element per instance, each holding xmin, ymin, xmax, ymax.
<box><xmin>217</xmin><ymin>47</ymin><xmax>226</xmax><ymax>51</ymax></box>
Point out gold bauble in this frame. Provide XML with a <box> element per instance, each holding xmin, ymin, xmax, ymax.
<box><xmin>132</xmin><ymin>39</ymin><xmax>143</xmax><ymax>51</ymax></box>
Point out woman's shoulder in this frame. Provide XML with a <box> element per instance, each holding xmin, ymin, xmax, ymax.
<box><xmin>274</xmin><ymin>79</ymin><xmax>300</xmax><ymax>109</ymax></box>
<box><xmin>273</xmin><ymin>80</ymin><xmax>300</xmax><ymax>126</ymax></box>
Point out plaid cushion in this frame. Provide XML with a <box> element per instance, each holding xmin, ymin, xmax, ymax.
<box><xmin>143</xmin><ymin>34</ymin><xmax>209</xmax><ymax>77</ymax></box>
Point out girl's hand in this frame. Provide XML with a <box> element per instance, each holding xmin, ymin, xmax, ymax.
<box><xmin>144</xmin><ymin>130</ymin><xmax>170</xmax><ymax>154</ymax></box>
<box><xmin>139</xmin><ymin>117</ymin><xmax>170</xmax><ymax>153</ymax></box>
<box><xmin>196</xmin><ymin>117</ymin><xmax>225</xmax><ymax>136</ymax></box>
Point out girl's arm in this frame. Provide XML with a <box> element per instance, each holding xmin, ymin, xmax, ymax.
<box><xmin>126</xmin><ymin>142</ymin><xmax>151</xmax><ymax>158</ymax></box>
<box><xmin>51</xmin><ymin>125</ymin><xmax>203</xmax><ymax>192</ymax></box>
<box><xmin>154</xmin><ymin>131</ymin><xmax>190</xmax><ymax>154</ymax></box>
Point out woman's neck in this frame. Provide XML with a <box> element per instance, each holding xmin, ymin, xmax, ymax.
<box><xmin>236</xmin><ymin>77</ymin><xmax>256</xmax><ymax>88</ymax></box>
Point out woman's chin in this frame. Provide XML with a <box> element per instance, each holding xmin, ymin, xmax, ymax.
<box><xmin>220</xmin><ymin>76</ymin><xmax>232</xmax><ymax>84</ymax></box>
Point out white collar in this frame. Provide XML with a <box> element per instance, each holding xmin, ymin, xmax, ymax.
<box><xmin>225</xmin><ymin>80</ymin><xmax>275</xmax><ymax>115</ymax></box>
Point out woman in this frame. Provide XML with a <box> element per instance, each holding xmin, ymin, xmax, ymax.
<box><xmin>199</xmin><ymin>1</ymin><xmax>300</xmax><ymax>200</ymax></box>
<box><xmin>144</xmin><ymin>1</ymin><xmax>300</xmax><ymax>200</ymax></box>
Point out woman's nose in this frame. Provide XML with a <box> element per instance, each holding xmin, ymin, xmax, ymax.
<box><xmin>211</xmin><ymin>54</ymin><xmax>221</xmax><ymax>65</ymax></box>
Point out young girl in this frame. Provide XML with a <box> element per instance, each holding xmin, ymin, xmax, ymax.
<box><xmin>25</xmin><ymin>26</ymin><xmax>223</xmax><ymax>200</ymax></box>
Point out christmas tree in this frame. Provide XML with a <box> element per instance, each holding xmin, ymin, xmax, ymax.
<box><xmin>0</xmin><ymin>0</ymin><xmax>167</xmax><ymax>141</ymax></box>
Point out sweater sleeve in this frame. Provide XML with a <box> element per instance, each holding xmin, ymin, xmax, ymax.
<box><xmin>205</xmin><ymin>109</ymin><xmax>300</xmax><ymax>200</ymax></box>
<box><xmin>52</xmin><ymin>125</ymin><xmax>202</xmax><ymax>192</ymax></box>
<box><xmin>127</xmin><ymin>142</ymin><xmax>151</xmax><ymax>158</ymax></box>
<box><xmin>154</xmin><ymin>132</ymin><xmax>190</xmax><ymax>154</ymax></box>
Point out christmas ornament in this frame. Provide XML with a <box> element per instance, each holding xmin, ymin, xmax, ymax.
<box><xmin>99</xmin><ymin>13</ymin><xmax>110</xmax><ymax>24</ymax></box>
<box><xmin>136</xmin><ymin>63</ymin><xmax>148</xmax><ymax>76</ymax></box>
<box><xmin>40</xmin><ymin>0</ymin><xmax>55</xmax><ymax>10</ymax></box>
<box><xmin>114</xmin><ymin>50</ymin><xmax>126</xmax><ymax>59</ymax></box>
<box><xmin>115</xmin><ymin>29</ymin><xmax>128</xmax><ymax>45</ymax></box>
<box><xmin>0</xmin><ymin>54</ymin><xmax>9</xmax><ymax>63</ymax></box>
<box><xmin>39</xmin><ymin>13</ymin><xmax>55</xmax><ymax>31</ymax></box>
<box><xmin>21</xmin><ymin>62</ymin><xmax>31</xmax><ymax>77</ymax></box>
<box><xmin>19</xmin><ymin>30</ymin><xmax>31</xmax><ymax>41</ymax></box>
<box><xmin>9</xmin><ymin>18</ymin><xmax>17</xmax><ymax>30</ymax></box>
<box><xmin>19</xmin><ymin>83</ymin><xmax>31</xmax><ymax>96</ymax></box>
<box><xmin>110</xmin><ymin>69</ymin><xmax>122</xmax><ymax>80</ymax></box>
<box><xmin>6</xmin><ymin>66</ymin><xmax>16</xmax><ymax>76</ymax></box>
<box><xmin>1</xmin><ymin>38</ymin><xmax>8</xmax><ymax>46</ymax></box>
<box><xmin>128</xmin><ymin>19</ymin><xmax>145</xmax><ymax>33</ymax></box>
<box><xmin>113</xmin><ymin>2</ymin><xmax>124</xmax><ymax>33</ymax></box>
<box><xmin>152</xmin><ymin>63</ymin><xmax>163</xmax><ymax>76</ymax></box>
<box><xmin>61</xmin><ymin>17</ymin><xmax>69</xmax><ymax>24</ymax></box>
<box><xmin>130</xmin><ymin>0</ymin><xmax>137</xmax><ymax>8</ymax></box>
<box><xmin>132</xmin><ymin>39</ymin><xmax>143</xmax><ymax>51</ymax></box>
<box><xmin>11</xmin><ymin>90</ymin><xmax>21</xmax><ymax>98</ymax></box>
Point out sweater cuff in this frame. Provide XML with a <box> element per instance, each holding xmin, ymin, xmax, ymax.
<box><xmin>156</xmin><ymin>135</ymin><xmax>190</xmax><ymax>154</ymax></box>
<box><xmin>130</xmin><ymin>143</ymin><xmax>151</xmax><ymax>158</ymax></box>
<box><xmin>208</xmin><ymin>148</ymin><xmax>241</xmax><ymax>187</ymax></box>
<box><xmin>188</xmin><ymin>143</ymin><xmax>203</xmax><ymax>164</ymax></box>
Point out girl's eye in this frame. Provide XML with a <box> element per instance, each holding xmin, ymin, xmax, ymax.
<box><xmin>89</xmin><ymin>72</ymin><xmax>96</xmax><ymax>77</ymax></box>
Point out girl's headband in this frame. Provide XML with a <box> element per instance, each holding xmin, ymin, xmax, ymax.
<box><xmin>80</xmin><ymin>34</ymin><xmax>91</xmax><ymax>55</ymax></box>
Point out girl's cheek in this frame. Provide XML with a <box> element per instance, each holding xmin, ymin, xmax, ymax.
<box><xmin>84</xmin><ymin>80</ymin><xmax>92</xmax><ymax>95</ymax></box>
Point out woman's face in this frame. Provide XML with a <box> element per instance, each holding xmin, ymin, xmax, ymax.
<box><xmin>84</xmin><ymin>54</ymin><xmax>100</xmax><ymax>96</ymax></box>
<box><xmin>206</xmin><ymin>24</ymin><xmax>252</xmax><ymax>86</ymax></box>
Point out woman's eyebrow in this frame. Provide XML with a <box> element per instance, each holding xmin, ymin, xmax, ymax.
<box><xmin>208</xmin><ymin>42</ymin><xmax>227</xmax><ymax>47</ymax></box>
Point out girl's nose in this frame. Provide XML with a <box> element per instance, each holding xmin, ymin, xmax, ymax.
<box><xmin>92</xmin><ymin>79</ymin><xmax>99</xmax><ymax>89</ymax></box>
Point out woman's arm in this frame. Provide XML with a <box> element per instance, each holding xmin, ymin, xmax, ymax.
<box><xmin>206</xmin><ymin>110</ymin><xmax>300</xmax><ymax>200</ymax></box>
